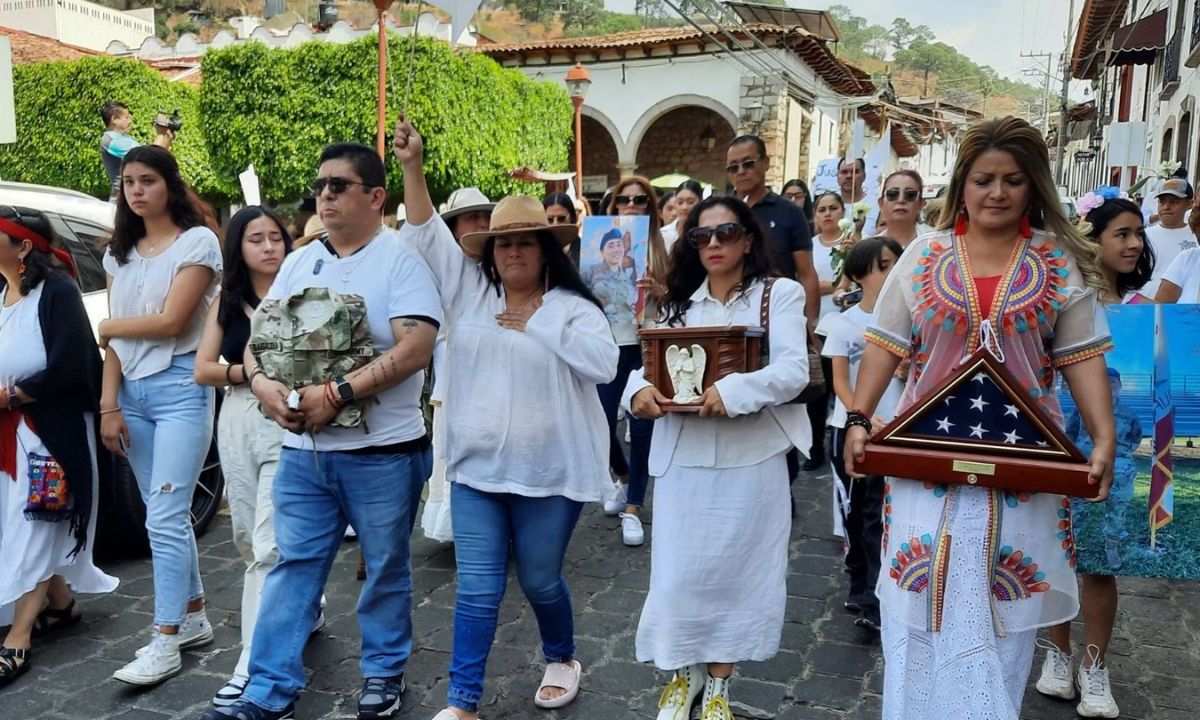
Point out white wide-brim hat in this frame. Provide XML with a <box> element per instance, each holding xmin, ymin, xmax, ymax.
<box><xmin>440</xmin><ymin>187</ymin><xmax>496</xmax><ymax>221</ymax></box>
<box><xmin>458</xmin><ymin>195</ymin><xmax>577</xmax><ymax>261</ymax></box>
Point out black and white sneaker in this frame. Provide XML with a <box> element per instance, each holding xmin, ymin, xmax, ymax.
<box><xmin>213</xmin><ymin>675</ymin><xmax>249</xmax><ymax>707</ymax></box>
<box><xmin>357</xmin><ymin>675</ymin><xmax>405</xmax><ymax>719</ymax></box>
<box><xmin>199</xmin><ymin>699</ymin><xmax>294</xmax><ymax>719</ymax></box>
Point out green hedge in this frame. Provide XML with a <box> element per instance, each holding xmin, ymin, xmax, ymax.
<box><xmin>0</xmin><ymin>56</ymin><xmax>219</xmax><ymax>198</ymax></box>
<box><xmin>199</xmin><ymin>35</ymin><xmax>574</xmax><ymax>203</ymax></box>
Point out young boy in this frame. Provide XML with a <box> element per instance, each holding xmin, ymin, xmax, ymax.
<box><xmin>819</xmin><ymin>236</ymin><xmax>904</xmax><ymax>632</ymax></box>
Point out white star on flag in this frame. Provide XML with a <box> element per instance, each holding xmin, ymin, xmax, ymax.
<box><xmin>936</xmin><ymin>417</ymin><xmax>955</xmax><ymax>433</ymax></box>
<box><xmin>1004</xmin><ymin>404</ymin><xmax>1019</xmax><ymax>418</ymax></box>
<box><xmin>943</xmin><ymin>395</ymin><xmax>956</xmax><ymax>406</ymax></box>
<box><xmin>970</xmin><ymin>395</ymin><xmax>989</xmax><ymax>411</ymax></box>
<box><xmin>972</xmin><ymin>373</ymin><xmax>987</xmax><ymax>383</ymax></box>
<box><xmin>969</xmin><ymin>423</ymin><xmax>986</xmax><ymax>438</ymax></box>
<box><xmin>1003</xmin><ymin>429</ymin><xmax>1022</xmax><ymax>444</ymax></box>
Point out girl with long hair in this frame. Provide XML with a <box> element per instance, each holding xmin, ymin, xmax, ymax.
<box><xmin>395</xmin><ymin>118</ymin><xmax>617</xmax><ymax>720</ymax></box>
<box><xmin>845</xmin><ymin>117</ymin><xmax>1116</xmax><ymax>719</ymax></box>
<box><xmin>660</xmin><ymin>179</ymin><xmax>704</xmax><ymax>251</ymax></box>
<box><xmin>0</xmin><ymin>207</ymin><xmax>118</xmax><ymax>689</ymax></box>
<box><xmin>99</xmin><ymin>145</ymin><xmax>223</xmax><ymax>686</ymax></box>
<box><xmin>627</xmin><ymin>195</ymin><xmax>810</xmax><ymax>720</ymax></box>
<box><xmin>596</xmin><ymin>176</ymin><xmax>671</xmax><ymax>546</ymax></box>
<box><xmin>1035</xmin><ymin>195</ymin><xmax>1153</xmax><ymax>718</ymax></box>
<box><xmin>782</xmin><ymin>178</ymin><xmax>814</xmax><ymax>226</ymax></box>
<box><xmin>876</xmin><ymin>170</ymin><xmax>928</xmax><ymax>247</ymax></box>
<box><xmin>193</xmin><ymin>206</ymin><xmax>294</xmax><ymax>707</ymax></box>
<box><xmin>810</xmin><ymin>191</ymin><xmax>846</xmax><ymax>317</ymax></box>
<box><xmin>543</xmin><ymin>191</ymin><xmax>581</xmax><ymax>265</ymax></box>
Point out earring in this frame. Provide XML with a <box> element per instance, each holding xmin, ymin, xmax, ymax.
<box><xmin>1019</xmin><ymin>210</ymin><xmax>1033</xmax><ymax>239</ymax></box>
<box><xmin>955</xmin><ymin>207</ymin><xmax>969</xmax><ymax>237</ymax></box>
<box><xmin>17</xmin><ymin>258</ymin><xmax>25</xmax><ymax>276</ymax></box>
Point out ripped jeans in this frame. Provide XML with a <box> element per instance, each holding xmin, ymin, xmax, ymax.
<box><xmin>120</xmin><ymin>353</ymin><xmax>214</xmax><ymax>626</ymax></box>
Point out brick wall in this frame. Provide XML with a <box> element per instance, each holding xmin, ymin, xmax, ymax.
<box><xmin>633</xmin><ymin>106</ymin><xmax>736</xmax><ymax>191</ymax></box>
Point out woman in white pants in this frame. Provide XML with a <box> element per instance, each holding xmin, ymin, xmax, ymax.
<box><xmin>194</xmin><ymin>206</ymin><xmax>295</xmax><ymax>707</ymax></box>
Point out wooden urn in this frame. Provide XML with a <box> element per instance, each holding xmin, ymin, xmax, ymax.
<box><xmin>638</xmin><ymin>326</ymin><xmax>765</xmax><ymax>412</ymax></box>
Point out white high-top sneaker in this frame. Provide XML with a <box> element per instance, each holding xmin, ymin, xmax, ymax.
<box><xmin>699</xmin><ymin>674</ymin><xmax>734</xmax><ymax>720</ymax></box>
<box><xmin>113</xmin><ymin>631</ymin><xmax>182</xmax><ymax>685</ymax></box>
<box><xmin>1077</xmin><ymin>645</ymin><xmax>1120</xmax><ymax>718</ymax></box>
<box><xmin>655</xmin><ymin>664</ymin><xmax>704</xmax><ymax>720</ymax></box>
<box><xmin>1034</xmin><ymin>638</ymin><xmax>1076</xmax><ymax>700</ymax></box>
<box><xmin>136</xmin><ymin>608</ymin><xmax>213</xmax><ymax>657</ymax></box>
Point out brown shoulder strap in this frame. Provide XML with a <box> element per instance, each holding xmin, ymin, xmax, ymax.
<box><xmin>759</xmin><ymin>277</ymin><xmax>778</xmax><ymax>333</ymax></box>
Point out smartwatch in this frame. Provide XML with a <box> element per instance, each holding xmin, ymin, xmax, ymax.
<box><xmin>334</xmin><ymin>376</ymin><xmax>355</xmax><ymax>404</ymax></box>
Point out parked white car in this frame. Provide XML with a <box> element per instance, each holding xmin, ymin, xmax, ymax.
<box><xmin>0</xmin><ymin>181</ymin><xmax>223</xmax><ymax>557</ymax></box>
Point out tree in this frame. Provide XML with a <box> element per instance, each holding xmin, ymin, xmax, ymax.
<box><xmin>562</xmin><ymin>0</ymin><xmax>604</xmax><ymax>32</ymax></box>
<box><xmin>863</xmin><ymin>25</ymin><xmax>891</xmax><ymax>59</ymax></box>
<box><xmin>564</xmin><ymin>10</ymin><xmax>644</xmax><ymax>37</ymax></box>
<box><xmin>890</xmin><ymin>18</ymin><xmax>933</xmax><ymax>53</ymax></box>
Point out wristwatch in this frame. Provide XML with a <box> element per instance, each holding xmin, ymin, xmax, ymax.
<box><xmin>334</xmin><ymin>376</ymin><xmax>355</xmax><ymax>404</ymax></box>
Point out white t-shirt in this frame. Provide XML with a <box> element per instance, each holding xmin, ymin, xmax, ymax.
<box><xmin>103</xmin><ymin>226</ymin><xmax>222</xmax><ymax>380</ymax></box>
<box><xmin>1143</xmin><ymin>223</ymin><xmax>1198</xmax><ymax>298</ymax></box>
<box><xmin>402</xmin><ymin>216</ymin><xmax>618</xmax><ymax>503</ymax></box>
<box><xmin>818</xmin><ymin>304</ymin><xmax>903</xmax><ymax>428</ymax></box>
<box><xmin>1161</xmin><ymin>246</ymin><xmax>1200</xmax><ymax>303</ymax></box>
<box><xmin>265</xmin><ymin>229</ymin><xmax>443</xmax><ymax>451</ymax></box>
<box><xmin>810</xmin><ymin>235</ymin><xmax>839</xmax><ymax>319</ymax></box>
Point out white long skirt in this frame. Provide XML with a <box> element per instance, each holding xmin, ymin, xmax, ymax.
<box><xmin>420</xmin><ymin>404</ymin><xmax>453</xmax><ymax>543</ymax></box>
<box><xmin>636</xmin><ymin>452</ymin><xmax>790</xmax><ymax>670</ymax></box>
<box><xmin>0</xmin><ymin>416</ymin><xmax>118</xmax><ymax>625</ymax></box>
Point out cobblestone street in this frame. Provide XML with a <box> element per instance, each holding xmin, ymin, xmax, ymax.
<box><xmin>6</xmin><ymin>468</ymin><xmax>1199</xmax><ymax>719</ymax></box>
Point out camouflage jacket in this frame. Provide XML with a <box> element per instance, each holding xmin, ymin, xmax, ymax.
<box><xmin>249</xmin><ymin>287</ymin><xmax>375</xmax><ymax>428</ymax></box>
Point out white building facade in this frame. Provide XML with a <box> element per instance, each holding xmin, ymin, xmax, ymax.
<box><xmin>0</xmin><ymin>0</ymin><xmax>153</xmax><ymax>53</ymax></box>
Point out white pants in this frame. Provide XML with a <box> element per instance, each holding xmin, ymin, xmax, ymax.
<box><xmin>217</xmin><ymin>386</ymin><xmax>283</xmax><ymax>678</ymax></box>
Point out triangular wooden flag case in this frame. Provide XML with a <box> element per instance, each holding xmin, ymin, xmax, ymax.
<box><xmin>857</xmin><ymin>347</ymin><xmax>1098</xmax><ymax>498</ymax></box>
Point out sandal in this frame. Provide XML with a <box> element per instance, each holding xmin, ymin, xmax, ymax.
<box><xmin>533</xmin><ymin>659</ymin><xmax>582</xmax><ymax>709</ymax></box>
<box><xmin>32</xmin><ymin>598</ymin><xmax>82</xmax><ymax>638</ymax></box>
<box><xmin>0</xmin><ymin>646</ymin><xmax>30</xmax><ymax>688</ymax></box>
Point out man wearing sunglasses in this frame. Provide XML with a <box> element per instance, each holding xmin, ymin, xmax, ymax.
<box><xmin>213</xmin><ymin>143</ymin><xmax>443</xmax><ymax>720</ymax></box>
<box><xmin>837</xmin><ymin>157</ymin><xmax>880</xmax><ymax>236</ymax></box>
<box><xmin>725</xmin><ymin>135</ymin><xmax>819</xmax><ymax>330</ymax></box>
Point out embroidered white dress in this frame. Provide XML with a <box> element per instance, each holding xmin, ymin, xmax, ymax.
<box><xmin>622</xmin><ymin>278</ymin><xmax>811</xmax><ymax>669</ymax></box>
<box><xmin>0</xmin><ymin>282</ymin><xmax>118</xmax><ymax>624</ymax></box>
<box><xmin>865</xmin><ymin>230</ymin><xmax>1111</xmax><ymax>719</ymax></box>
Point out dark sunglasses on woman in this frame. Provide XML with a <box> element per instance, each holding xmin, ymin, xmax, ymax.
<box><xmin>310</xmin><ymin>176</ymin><xmax>371</xmax><ymax>195</ymax></box>
<box><xmin>687</xmin><ymin>223</ymin><xmax>746</xmax><ymax>249</ymax></box>
<box><xmin>884</xmin><ymin>188</ymin><xmax>921</xmax><ymax>202</ymax></box>
<box><xmin>615</xmin><ymin>194</ymin><xmax>650</xmax><ymax>208</ymax></box>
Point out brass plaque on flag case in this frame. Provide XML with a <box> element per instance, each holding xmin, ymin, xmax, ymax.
<box><xmin>857</xmin><ymin>347</ymin><xmax>1099</xmax><ymax>498</ymax></box>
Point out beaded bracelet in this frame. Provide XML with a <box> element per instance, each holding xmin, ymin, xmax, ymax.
<box><xmin>845</xmin><ymin>409</ymin><xmax>873</xmax><ymax>434</ymax></box>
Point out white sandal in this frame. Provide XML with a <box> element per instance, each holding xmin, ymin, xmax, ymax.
<box><xmin>533</xmin><ymin>659</ymin><xmax>582</xmax><ymax>709</ymax></box>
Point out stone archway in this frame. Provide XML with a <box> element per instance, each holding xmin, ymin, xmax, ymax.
<box><xmin>570</xmin><ymin>110</ymin><xmax>622</xmax><ymax>200</ymax></box>
<box><xmin>633</xmin><ymin>105</ymin><xmax>737</xmax><ymax>192</ymax></box>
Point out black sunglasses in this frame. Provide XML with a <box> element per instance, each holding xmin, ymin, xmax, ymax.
<box><xmin>884</xmin><ymin>188</ymin><xmax>921</xmax><ymax>202</ymax></box>
<box><xmin>687</xmin><ymin>223</ymin><xmax>746</xmax><ymax>249</ymax></box>
<box><xmin>725</xmin><ymin>158</ymin><xmax>759</xmax><ymax>174</ymax></box>
<box><xmin>310</xmin><ymin>176</ymin><xmax>371</xmax><ymax>196</ymax></box>
<box><xmin>615</xmin><ymin>194</ymin><xmax>649</xmax><ymax>208</ymax></box>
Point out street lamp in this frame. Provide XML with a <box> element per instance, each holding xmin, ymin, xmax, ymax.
<box><xmin>565</xmin><ymin>63</ymin><xmax>591</xmax><ymax>201</ymax></box>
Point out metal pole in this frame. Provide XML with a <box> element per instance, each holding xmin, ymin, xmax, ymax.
<box><xmin>376</xmin><ymin>8</ymin><xmax>388</xmax><ymax>161</ymax></box>
<box><xmin>1054</xmin><ymin>0</ymin><xmax>1077</xmax><ymax>184</ymax></box>
<box><xmin>572</xmin><ymin>97</ymin><xmax>584</xmax><ymax>201</ymax></box>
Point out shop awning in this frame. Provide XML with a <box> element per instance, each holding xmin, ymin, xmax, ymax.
<box><xmin>1109</xmin><ymin>8</ymin><xmax>1168</xmax><ymax>67</ymax></box>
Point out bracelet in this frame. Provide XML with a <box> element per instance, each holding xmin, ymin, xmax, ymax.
<box><xmin>99</xmin><ymin>407</ymin><xmax>122</xmax><ymax>415</ymax></box>
<box><xmin>247</xmin><ymin>367</ymin><xmax>265</xmax><ymax>387</ymax></box>
<box><xmin>225</xmin><ymin>364</ymin><xmax>241</xmax><ymax>387</ymax></box>
<box><xmin>845</xmin><ymin>409</ymin><xmax>873</xmax><ymax>433</ymax></box>
<box><xmin>324</xmin><ymin>381</ymin><xmax>344</xmax><ymax>409</ymax></box>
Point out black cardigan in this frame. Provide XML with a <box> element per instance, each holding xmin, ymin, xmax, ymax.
<box><xmin>9</xmin><ymin>275</ymin><xmax>105</xmax><ymax>556</ymax></box>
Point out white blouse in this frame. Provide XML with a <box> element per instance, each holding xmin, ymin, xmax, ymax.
<box><xmin>622</xmin><ymin>277</ymin><xmax>812</xmax><ymax>476</ymax></box>
<box><xmin>401</xmin><ymin>216</ymin><xmax>619</xmax><ymax>503</ymax></box>
<box><xmin>103</xmin><ymin>226</ymin><xmax>222</xmax><ymax>380</ymax></box>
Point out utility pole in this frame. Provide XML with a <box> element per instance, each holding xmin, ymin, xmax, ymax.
<box><xmin>1054</xmin><ymin>0</ymin><xmax>1077</xmax><ymax>185</ymax></box>
<box><xmin>1021</xmin><ymin>51</ymin><xmax>1053</xmax><ymax>133</ymax></box>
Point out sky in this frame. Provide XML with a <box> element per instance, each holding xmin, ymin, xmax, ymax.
<box><xmin>605</xmin><ymin>0</ymin><xmax>1082</xmax><ymax>90</ymax></box>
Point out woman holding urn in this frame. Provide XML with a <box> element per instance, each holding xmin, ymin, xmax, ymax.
<box><xmin>625</xmin><ymin>195</ymin><xmax>810</xmax><ymax>720</ymax></box>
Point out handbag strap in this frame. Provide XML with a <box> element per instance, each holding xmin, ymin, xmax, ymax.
<box><xmin>759</xmin><ymin>277</ymin><xmax>778</xmax><ymax>363</ymax></box>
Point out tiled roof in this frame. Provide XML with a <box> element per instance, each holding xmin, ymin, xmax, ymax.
<box><xmin>475</xmin><ymin>24</ymin><xmax>873</xmax><ymax>96</ymax></box>
<box><xmin>1070</xmin><ymin>0</ymin><xmax>1130</xmax><ymax>79</ymax></box>
<box><xmin>0</xmin><ymin>26</ymin><xmax>97</xmax><ymax>64</ymax></box>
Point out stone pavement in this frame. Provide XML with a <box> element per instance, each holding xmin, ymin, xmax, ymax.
<box><xmin>7</xmin><ymin>467</ymin><xmax>1200</xmax><ymax>719</ymax></box>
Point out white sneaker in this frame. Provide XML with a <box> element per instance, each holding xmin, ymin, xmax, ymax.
<box><xmin>311</xmin><ymin>610</ymin><xmax>327</xmax><ymax>635</ymax></box>
<box><xmin>1034</xmin><ymin>638</ymin><xmax>1075</xmax><ymax>700</ymax></box>
<box><xmin>113</xmin><ymin>631</ymin><xmax>182</xmax><ymax>685</ymax></box>
<box><xmin>619</xmin><ymin>512</ymin><xmax>644</xmax><ymax>546</ymax></box>
<box><xmin>135</xmin><ymin>609</ymin><xmax>214</xmax><ymax>656</ymax></box>
<box><xmin>602</xmin><ymin>482</ymin><xmax>627</xmax><ymax>516</ymax></box>
<box><xmin>1077</xmin><ymin>645</ymin><xmax>1120</xmax><ymax>718</ymax></box>
<box><xmin>213</xmin><ymin>674</ymin><xmax>248</xmax><ymax>706</ymax></box>
<box><xmin>656</xmin><ymin>664</ymin><xmax>705</xmax><ymax>720</ymax></box>
<box><xmin>700</xmin><ymin>673</ymin><xmax>734</xmax><ymax>720</ymax></box>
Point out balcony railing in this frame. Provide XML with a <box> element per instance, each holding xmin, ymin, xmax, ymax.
<box><xmin>1162</xmin><ymin>30</ymin><xmax>1182</xmax><ymax>99</ymax></box>
<box><xmin>1189</xmin><ymin>2</ymin><xmax>1200</xmax><ymax>67</ymax></box>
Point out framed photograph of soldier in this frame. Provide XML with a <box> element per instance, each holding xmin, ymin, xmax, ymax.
<box><xmin>579</xmin><ymin>215</ymin><xmax>650</xmax><ymax>339</ymax></box>
<box><xmin>1058</xmin><ymin>304</ymin><xmax>1200</xmax><ymax>580</ymax></box>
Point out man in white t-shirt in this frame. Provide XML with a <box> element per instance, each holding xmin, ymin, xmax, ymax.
<box><xmin>1141</xmin><ymin>178</ymin><xmax>1199</xmax><ymax>298</ymax></box>
<box><xmin>1157</xmin><ymin>246</ymin><xmax>1200</xmax><ymax>302</ymax></box>
<box><xmin>213</xmin><ymin>143</ymin><xmax>442</xmax><ymax>720</ymax></box>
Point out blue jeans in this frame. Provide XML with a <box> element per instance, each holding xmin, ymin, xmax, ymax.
<box><xmin>242</xmin><ymin>445</ymin><xmax>430</xmax><ymax>711</ymax></box>
<box><xmin>596</xmin><ymin>344</ymin><xmax>652</xmax><ymax>507</ymax></box>
<box><xmin>448</xmin><ymin>483</ymin><xmax>583</xmax><ymax>712</ymax></box>
<box><xmin>119</xmin><ymin>354</ymin><xmax>214</xmax><ymax>626</ymax></box>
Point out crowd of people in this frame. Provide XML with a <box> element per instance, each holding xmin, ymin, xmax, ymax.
<box><xmin>0</xmin><ymin>107</ymin><xmax>1195</xmax><ymax>720</ymax></box>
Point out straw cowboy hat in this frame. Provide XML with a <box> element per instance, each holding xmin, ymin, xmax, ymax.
<box><xmin>440</xmin><ymin>187</ymin><xmax>495</xmax><ymax>221</ymax></box>
<box><xmin>459</xmin><ymin>195</ymin><xmax>577</xmax><ymax>261</ymax></box>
